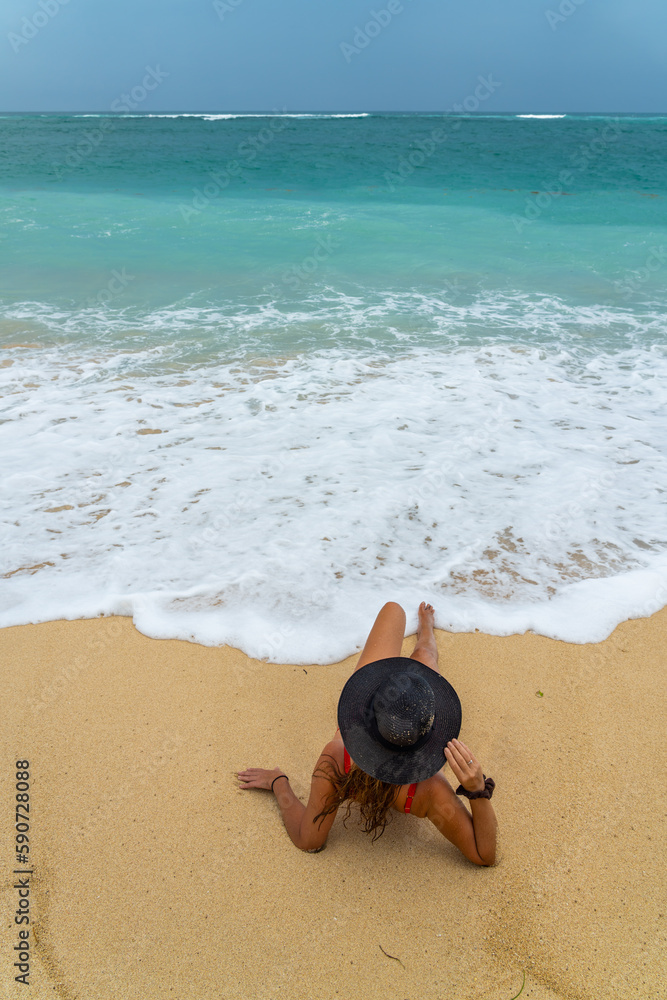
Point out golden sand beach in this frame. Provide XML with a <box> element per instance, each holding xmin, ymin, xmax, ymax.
<box><xmin>2</xmin><ymin>611</ymin><xmax>666</xmax><ymax>999</ymax></box>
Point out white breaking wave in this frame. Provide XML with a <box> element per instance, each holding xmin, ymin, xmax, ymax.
<box><xmin>2</xmin><ymin>290</ymin><xmax>665</xmax><ymax>355</ymax></box>
<box><xmin>274</xmin><ymin>113</ymin><xmax>371</xmax><ymax>118</ymax></box>
<box><xmin>1</xmin><ymin>342</ymin><xmax>666</xmax><ymax>661</ymax></box>
<box><xmin>517</xmin><ymin>114</ymin><xmax>567</xmax><ymax>119</ymax></box>
<box><xmin>71</xmin><ymin>113</ymin><xmax>372</xmax><ymax>120</ymax></box>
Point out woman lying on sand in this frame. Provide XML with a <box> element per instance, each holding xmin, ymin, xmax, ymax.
<box><xmin>237</xmin><ymin>601</ymin><xmax>497</xmax><ymax>865</ymax></box>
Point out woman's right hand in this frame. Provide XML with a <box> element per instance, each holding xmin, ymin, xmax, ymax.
<box><xmin>444</xmin><ymin>738</ymin><xmax>485</xmax><ymax>793</ymax></box>
<box><xmin>236</xmin><ymin>766</ymin><xmax>285</xmax><ymax>791</ymax></box>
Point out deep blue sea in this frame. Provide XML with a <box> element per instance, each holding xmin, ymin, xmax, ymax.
<box><xmin>2</xmin><ymin>112</ymin><xmax>666</xmax><ymax>660</ymax></box>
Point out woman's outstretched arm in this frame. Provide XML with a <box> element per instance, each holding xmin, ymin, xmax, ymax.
<box><xmin>237</xmin><ymin>741</ymin><xmax>341</xmax><ymax>852</ymax></box>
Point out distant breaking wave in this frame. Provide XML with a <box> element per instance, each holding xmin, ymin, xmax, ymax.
<box><xmin>71</xmin><ymin>112</ymin><xmax>373</xmax><ymax>120</ymax></box>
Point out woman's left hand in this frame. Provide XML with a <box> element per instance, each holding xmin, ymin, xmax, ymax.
<box><xmin>444</xmin><ymin>738</ymin><xmax>485</xmax><ymax>793</ymax></box>
<box><xmin>236</xmin><ymin>766</ymin><xmax>285</xmax><ymax>791</ymax></box>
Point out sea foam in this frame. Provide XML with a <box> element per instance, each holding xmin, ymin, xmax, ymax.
<box><xmin>2</xmin><ymin>342</ymin><xmax>666</xmax><ymax>662</ymax></box>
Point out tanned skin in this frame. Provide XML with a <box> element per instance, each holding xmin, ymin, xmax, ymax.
<box><xmin>237</xmin><ymin>602</ymin><xmax>498</xmax><ymax>865</ymax></box>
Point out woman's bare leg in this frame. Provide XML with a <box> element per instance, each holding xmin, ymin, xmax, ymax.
<box><xmin>354</xmin><ymin>601</ymin><xmax>406</xmax><ymax>672</ymax></box>
<box><xmin>332</xmin><ymin>603</ymin><xmax>407</xmax><ymax>741</ymax></box>
<box><xmin>409</xmin><ymin>602</ymin><xmax>440</xmax><ymax>674</ymax></box>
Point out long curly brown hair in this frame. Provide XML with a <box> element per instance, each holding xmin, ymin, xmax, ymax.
<box><xmin>313</xmin><ymin>753</ymin><xmax>400</xmax><ymax>843</ymax></box>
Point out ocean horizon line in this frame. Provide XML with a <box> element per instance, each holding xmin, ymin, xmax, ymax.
<box><xmin>2</xmin><ymin>109</ymin><xmax>667</xmax><ymax>118</ymax></box>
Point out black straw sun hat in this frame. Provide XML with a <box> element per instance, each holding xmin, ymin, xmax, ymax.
<box><xmin>337</xmin><ymin>657</ymin><xmax>462</xmax><ymax>784</ymax></box>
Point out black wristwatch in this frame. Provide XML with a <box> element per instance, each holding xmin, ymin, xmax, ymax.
<box><xmin>456</xmin><ymin>776</ymin><xmax>495</xmax><ymax>800</ymax></box>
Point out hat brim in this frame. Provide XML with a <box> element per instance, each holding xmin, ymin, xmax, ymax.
<box><xmin>337</xmin><ymin>657</ymin><xmax>462</xmax><ymax>784</ymax></box>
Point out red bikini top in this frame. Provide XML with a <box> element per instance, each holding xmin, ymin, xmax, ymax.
<box><xmin>343</xmin><ymin>747</ymin><xmax>417</xmax><ymax>814</ymax></box>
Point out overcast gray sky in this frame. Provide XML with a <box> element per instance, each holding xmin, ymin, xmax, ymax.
<box><xmin>2</xmin><ymin>0</ymin><xmax>666</xmax><ymax>113</ymax></box>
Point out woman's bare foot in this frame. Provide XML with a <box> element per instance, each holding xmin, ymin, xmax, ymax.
<box><xmin>411</xmin><ymin>602</ymin><xmax>439</xmax><ymax>673</ymax></box>
<box><xmin>418</xmin><ymin>601</ymin><xmax>435</xmax><ymax>638</ymax></box>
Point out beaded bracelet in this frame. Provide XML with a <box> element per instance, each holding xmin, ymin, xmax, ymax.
<box><xmin>271</xmin><ymin>774</ymin><xmax>289</xmax><ymax>792</ymax></box>
<box><xmin>456</xmin><ymin>775</ymin><xmax>495</xmax><ymax>800</ymax></box>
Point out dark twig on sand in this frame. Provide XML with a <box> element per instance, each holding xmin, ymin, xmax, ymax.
<box><xmin>378</xmin><ymin>944</ymin><xmax>405</xmax><ymax>969</ymax></box>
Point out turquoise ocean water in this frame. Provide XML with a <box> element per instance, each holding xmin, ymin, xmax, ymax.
<box><xmin>2</xmin><ymin>113</ymin><xmax>666</xmax><ymax>661</ymax></box>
